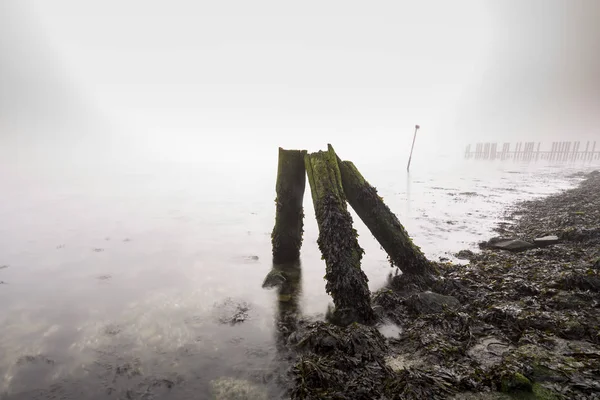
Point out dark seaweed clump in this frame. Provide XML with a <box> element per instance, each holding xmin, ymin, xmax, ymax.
<box><xmin>288</xmin><ymin>321</ymin><xmax>457</xmax><ymax>400</ymax></box>
<box><xmin>289</xmin><ymin>170</ymin><xmax>600</xmax><ymax>400</ymax></box>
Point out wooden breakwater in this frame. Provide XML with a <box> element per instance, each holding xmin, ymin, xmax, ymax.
<box><xmin>464</xmin><ymin>141</ymin><xmax>599</xmax><ymax>162</ymax></box>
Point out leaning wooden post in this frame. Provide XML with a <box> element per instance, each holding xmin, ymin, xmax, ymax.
<box><xmin>332</xmin><ymin>148</ymin><xmax>437</xmax><ymax>280</ymax></box>
<box><xmin>271</xmin><ymin>148</ymin><xmax>307</xmax><ymax>264</ymax></box>
<box><xmin>406</xmin><ymin>124</ymin><xmax>420</xmax><ymax>172</ymax></box>
<box><xmin>305</xmin><ymin>145</ymin><xmax>375</xmax><ymax>324</ymax></box>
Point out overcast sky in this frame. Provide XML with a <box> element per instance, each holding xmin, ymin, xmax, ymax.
<box><xmin>1</xmin><ymin>0</ymin><xmax>598</xmax><ymax>165</ymax></box>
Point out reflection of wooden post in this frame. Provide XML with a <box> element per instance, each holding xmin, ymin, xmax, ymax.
<box><xmin>305</xmin><ymin>145</ymin><xmax>374</xmax><ymax>324</ymax></box>
<box><xmin>406</xmin><ymin>125</ymin><xmax>420</xmax><ymax>172</ymax></box>
<box><xmin>271</xmin><ymin>148</ymin><xmax>307</xmax><ymax>264</ymax></box>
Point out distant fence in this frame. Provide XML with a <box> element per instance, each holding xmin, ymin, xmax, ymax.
<box><xmin>464</xmin><ymin>141</ymin><xmax>599</xmax><ymax>162</ymax></box>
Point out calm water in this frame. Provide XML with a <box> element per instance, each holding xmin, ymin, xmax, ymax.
<box><xmin>0</xmin><ymin>149</ymin><xmax>595</xmax><ymax>399</ymax></box>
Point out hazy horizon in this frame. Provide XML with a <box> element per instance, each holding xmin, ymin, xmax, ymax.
<box><xmin>1</xmin><ymin>0</ymin><xmax>599</xmax><ymax>170</ymax></box>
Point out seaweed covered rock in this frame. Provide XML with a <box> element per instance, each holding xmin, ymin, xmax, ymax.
<box><xmin>555</xmin><ymin>271</ymin><xmax>600</xmax><ymax>292</ymax></box>
<box><xmin>456</xmin><ymin>250</ymin><xmax>475</xmax><ymax>260</ymax></box>
<box><xmin>288</xmin><ymin>321</ymin><xmax>462</xmax><ymax>400</ymax></box>
<box><xmin>289</xmin><ymin>321</ymin><xmax>390</xmax><ymax>399</ymax></box>
<box><xmin>404</xmin><ymin>291</ymin><xmax>460</xmax><ymax>315</ymax></box>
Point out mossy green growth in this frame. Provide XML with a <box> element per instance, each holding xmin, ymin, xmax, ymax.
<box><xmin>532</xmin><ymin>383</ymin><xmax>559</xmax><ymax>400</ymax></box>
<box><xmin>501</xmin><ymin>372</ymin><xmax>532</xmax><ymax>393</ymax></box>
<box><xmin>505</xmin><ymin>383</ymin><xmax>559</xmax><ymax>400</ymax></box>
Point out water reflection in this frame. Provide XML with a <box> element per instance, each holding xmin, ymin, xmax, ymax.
<box><xmin>262</xmin><ymin>260</ymin><xmax>303</xmax><ymax>348</ymax></box>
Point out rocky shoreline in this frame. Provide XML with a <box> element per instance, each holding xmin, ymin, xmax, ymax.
<box><xmin>285</xmin><ymin>170</ymin><xmax>600</xmax><ymax>400</ymax></box>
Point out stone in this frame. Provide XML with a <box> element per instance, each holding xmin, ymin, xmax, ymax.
<box><xmin>534</xmin><ymin>235</ymin><xmax>560</xmax><ymax>247</ymax></box>
<box><xmin>404</xmin><ymin>291</ymin><xmax>460</xmax><ymax>314</ymax></box>
<box><xmin>466</xmin><ymin>336</ymin><xmax>512</xmax><ymax>368</ymax></box>
<box><xmin>261</xmin><ymin>268</ymin><xmax>286</xmax><ymax>289</ymax></box>
<box><xmin>488</xmin><ymin>238</ymin><xmax>534</xmax><ymax>252</ymax></box>
<box><xmin>456</xmin><ymin>249</ymin><xmax>475</xmax><ymax>260</ymax></box>
<box><xmin>500</xmin><ymin>372</ymin><xmax>532</xmax><ymax>393</ymax></box>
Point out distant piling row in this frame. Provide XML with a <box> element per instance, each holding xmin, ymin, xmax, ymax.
<box><xmin>464</xmin><ymin>141</ymin><xmax>599</xmax><ymax>162</ymax></box>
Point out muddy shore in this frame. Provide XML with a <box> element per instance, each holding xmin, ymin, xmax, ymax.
<box><xmin>285</xmin><ymin>170</ymin><xmax>600</xmax><ymax>400</ymax></box>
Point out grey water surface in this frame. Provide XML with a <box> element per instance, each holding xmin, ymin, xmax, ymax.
<box><xmin>0</xmin><ymin>151</ymin><xmax>595</xmax><ymax>399</ymax></box>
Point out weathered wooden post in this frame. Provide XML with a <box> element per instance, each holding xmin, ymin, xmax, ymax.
<box><xmin>572</xmin><ymin>141</ymin><xmax>580</xmax><ymax>161</ymax></box>
<box><xmin>406</xmin><ymin>125</ymin><xmax>420</xmax><ymax>172</ymax></box>
<box><xmin>334</xmin><ymin>149</ymin><xmax>437</xmax><ymax>281</ymax></box>
<box><xmin>591</xmin><ymin>141</ymin><xmax>597</xmax><ymax>161</ymax></box>
<box><xmin>536</xmin><ymin>142</ymin><xmax>541</xmax><ymax>161</ymax></box>
<box><xmin>305</xmin><ymin>145</ymin><xmax>375</xmax><ymax>324</ymax></box>
<box><xmin>271</xmin><ymin>148</ymin><xmax>307</xmax><ymax>264</ymax></box>
<box><xmin>501</xmin><ymin>143</ymin><xmax>510</xmax><ymax>160</ymax></box>
<box><xmin>483</xmin><ymin>142</ymin><xmax>490</xmax><ymax>160</ymax></box>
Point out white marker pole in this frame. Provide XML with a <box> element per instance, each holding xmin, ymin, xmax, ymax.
<box><xmin>406</xmin><ymin>124</ymin><xmax>420</xmax><ymax>172</ymax></box>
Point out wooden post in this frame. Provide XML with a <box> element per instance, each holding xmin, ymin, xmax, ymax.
<box><xmin>271</xmin><ymin>148</ymin><xmax>307</xmax><ymax>264</ymax></box>
<box><xmin>591</xmin><ymin>141</ymin><xmax>597</xmax><ymax>161</ymax></box>
<box><xmin>305</xmin><ymin>145</ymin><xmax>375</xmax><ymax>324</ymax></box>
<box><xmin>536</xmin><ymin>142</ymin><xmax>541</xmax><ymax>161</ymax></box>
<box><xmin>490</xmin><ymin>143</ymin><xmax>497</xmax><ymax>160</ymax></box>
<box><xmin>334</xmin><ymin>150</ymin><xmax>436</xmax><ymax>280</ymax></box>
<box><xmin>502</xmin><ymin>143</ymin><xmax>510</xmax><ymax>160</ymax></box>
<box><xmin>406</xmin><ymin>125</ymin><xmax>420</xmax><ymax>172</ymax></box>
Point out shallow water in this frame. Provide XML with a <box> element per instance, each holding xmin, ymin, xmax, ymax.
<box><xmin>0</xmin><ymin>150</ymin><xmax>596</xmax><ymax>399</ymax></box>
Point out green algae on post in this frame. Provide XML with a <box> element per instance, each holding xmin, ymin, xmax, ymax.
<box><xmin>271</xmin><ymin>148</ymin><xmax>307</xmax><ymax>264</ymax></box>
<box><xmin>304</xmin><ymin>145</ymin><xmax>375</xmax><ymax>325</ymax></box>
<box><xmin>332</xmin><ymin>145</ymin><xmax>436</xmax><ymax>279</ymax></box>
